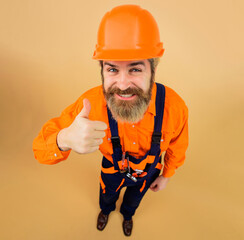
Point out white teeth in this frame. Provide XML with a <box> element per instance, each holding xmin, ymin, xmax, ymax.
<box><xmin>119</xmin><ymin>94</ymin><xmax>133</xmax><ymax>98</ymax></box>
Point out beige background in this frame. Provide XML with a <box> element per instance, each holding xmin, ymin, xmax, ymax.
<box><xmin>0</xmin><ymin>0</ymin><xmax>243</xmax><ymax>239</ymax></box>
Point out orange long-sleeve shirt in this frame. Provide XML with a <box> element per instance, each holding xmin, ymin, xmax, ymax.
<box><xmin>33</xmin><ymin>83</ymin><xmax>188</xmax><ymax>178</ymax></box>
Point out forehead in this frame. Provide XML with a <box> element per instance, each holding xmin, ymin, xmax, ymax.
<box><xmin>103</xmin><ymin>60</ymin><xmax>149</xmax><ymax>68</ymax></box>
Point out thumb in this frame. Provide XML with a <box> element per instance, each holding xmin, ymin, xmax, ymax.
<box><xmin>79</xmin><ymin>98</ymin><xmax>91</xmax><ymax>118</ymax></box>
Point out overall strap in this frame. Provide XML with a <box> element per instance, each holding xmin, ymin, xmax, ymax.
<box><xmin>150</xmin><ymin>83</ymin><xmax>166</xmax><ymax>154</ymax></box>
<box><xmin>107</xmin><ymin>107</ymin><xmax>122</xmax><ymax>170</ymax></box>
<box><xmin>146</xmin><ymin>83</ymin><xmax>165</xmax><ymax>176</ymax></box>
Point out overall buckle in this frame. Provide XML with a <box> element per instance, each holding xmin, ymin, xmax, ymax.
<box><xmin>111</xmin><ymin>136</ymin><xmax>121</xmax><ymax>148</ymax></box>
<box><xmin>152</xmin><ymin>132</ymin><xmax>162</xmax><ymax>144</ymax></box>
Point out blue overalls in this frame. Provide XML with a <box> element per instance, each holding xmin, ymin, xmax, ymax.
<box><xmin>99</xmin><ymin>83</ymin><xmax>165</xmax><ymax>220</ymax></box>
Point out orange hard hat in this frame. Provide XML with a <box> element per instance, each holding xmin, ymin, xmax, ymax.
<box><xmin>92</xmin><ymin>5</ymin><xmax>165</xmax><ymax>61</ymax></box>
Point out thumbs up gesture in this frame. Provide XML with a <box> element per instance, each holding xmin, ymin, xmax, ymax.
<box><xmin>57</xmin><ymin>99</ymin><xmax>107</xmax><ymax>154</ymax></box>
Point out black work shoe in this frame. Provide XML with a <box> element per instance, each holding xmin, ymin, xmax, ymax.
<box><xmin>122</xmin><ymin>219</ymin><xmax>133</xmax><ymax>236</ymax></box>
<box><xmin>97</xmin><ymin>211</ymin><xmax>109</xmax><ymax>231</ymax></box>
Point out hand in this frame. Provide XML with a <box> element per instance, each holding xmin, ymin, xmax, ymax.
<box><xmin>57</xmin><ymin>98</ymin><xmax>107</xmax><ymax>154</ymax></box>
<box><xmin>150</xmin><ymin>175</ymin><xmax>170</xmax><ymax>192</ymax></box>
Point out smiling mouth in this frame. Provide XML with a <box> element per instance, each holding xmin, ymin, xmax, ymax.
<box><xmin>115</xmin><ymin>93</ymin><xmax>136</xmax><ymax>100</ymax></box>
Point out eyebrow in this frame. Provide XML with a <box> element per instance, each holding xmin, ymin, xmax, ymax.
<box><xmin>128</xmin><ymin>61</ymin><xmax>145</xmax><ymax>67</ymax></box>
<box><xmin>104</xmin><ymin>62</ymin><xmax>117</xmax><ymax>67</ymax></box>
<box><xmin>104</xmin><ymin>61</ymin><xmax>145</xmax><ymax>68</ymax></box>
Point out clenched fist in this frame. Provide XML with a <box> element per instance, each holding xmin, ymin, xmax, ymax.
<box><xmin>150</xmin><ymin>175</ymin><xmax>170</xmax><ymax>192</ymax></box>
<box><xmin>57</xmin><ymin>98</ymin><xmax>107</xmax><ymax>154</ymax></box>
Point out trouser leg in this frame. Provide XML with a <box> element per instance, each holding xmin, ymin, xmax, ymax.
<box><xmin>99</xmin><ymin>171</ymin><xmax>124</xmax><ymax>215</ymax></box>
<box><xmin>99</xmin><ymin>186</ymin><xmax>121</xmax><ymax>215</ymax></box>
<box><xmin>120</xmin><ymin>183</ymin><xmax>148</xmax><ymax>220</ymax></box>
<box><xmin>120</xmin><ymin>169</ymin><xmax>160</xmax><ymax>220</ymax></box>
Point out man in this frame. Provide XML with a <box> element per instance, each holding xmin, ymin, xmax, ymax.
<box><xmin>33</xmin><ymin>5</ymin><xmax>189</xmax><ymax>237</ymax></box>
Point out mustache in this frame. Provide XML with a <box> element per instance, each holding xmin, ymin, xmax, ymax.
<box><xmin>106</xmin><ymin>86</ymin><xmax>144</xmax><ymax>96</ymax></box>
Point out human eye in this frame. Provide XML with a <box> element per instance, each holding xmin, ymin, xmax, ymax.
<box><xmin>129</xmin><ymin>68</ymin><xmax>142</xmax><ymax>72</ymax></box>
<box><xmin>107</xmin><ymin>68</ymin><xmax>118</xmax><ymax>73</ymax></box>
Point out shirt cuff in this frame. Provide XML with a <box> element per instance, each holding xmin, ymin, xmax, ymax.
<box><xmin>162</xmin><ymin>167</ymin><xmax>175</xmax><ymax>178</ymax></box>
<box><xmin>46</xmin><ymin>131</ymin><xmax>71</xmax><ymax>162</ymax></box>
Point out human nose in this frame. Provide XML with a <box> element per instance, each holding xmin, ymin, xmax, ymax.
<box><xmin>116</xmin><ymin>72</ymin><xmax>130</xmax><ymax>90</ymax></box>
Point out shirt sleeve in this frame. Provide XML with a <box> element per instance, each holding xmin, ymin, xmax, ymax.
<box><xmin>32</xmin><ymin>97</ymin><xmax>83</xmax><ymax>165</ymax></box>
<box><xmin>162</xmin><ymin>104</ymin><xmax>189</xmax><ymax>178</ymax></box>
